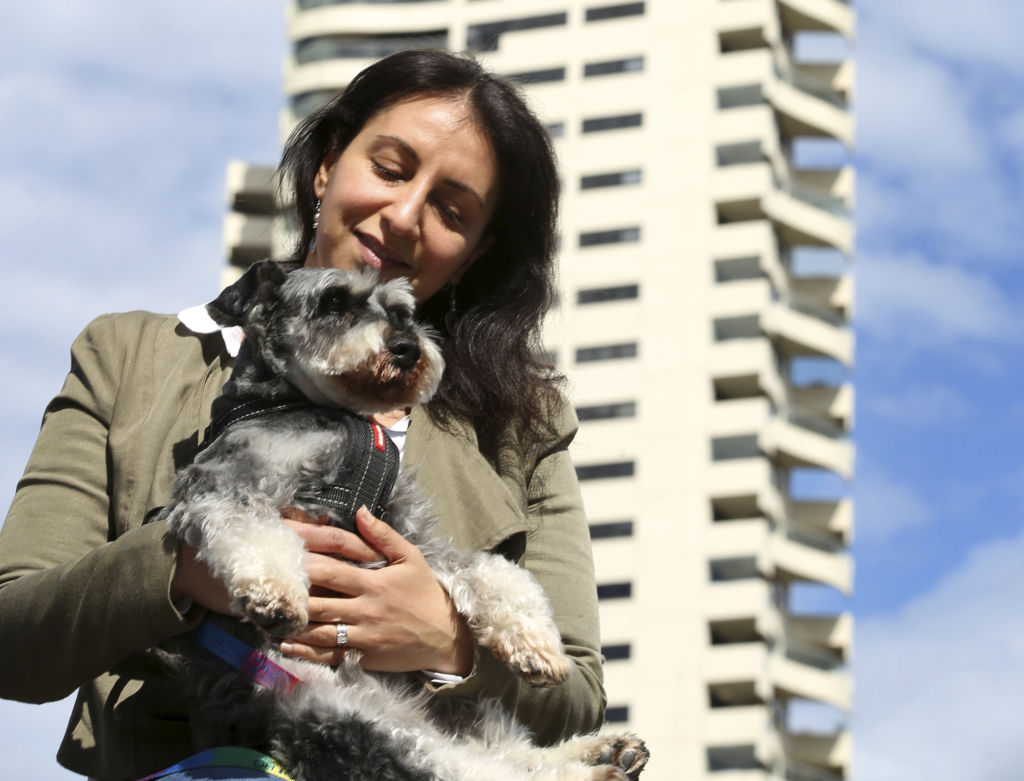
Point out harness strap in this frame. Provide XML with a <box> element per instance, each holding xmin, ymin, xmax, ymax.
<box><xmin>200</xmin><ymin>399</ymin><xmax>400</xmax><ymax>530</ymax></box>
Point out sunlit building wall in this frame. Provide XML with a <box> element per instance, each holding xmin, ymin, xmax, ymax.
<box><xmin>223</xmin><ymin>2</ymin><xmax>855</xmax><ymax>778</ymax></box>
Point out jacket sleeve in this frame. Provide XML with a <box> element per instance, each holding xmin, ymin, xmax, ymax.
<box><xmin>430</xmin><ymin>407</ymin><xmax>606</xmax><ymax>744</ymax></box>
<box><xmin>0</xmin><ymin>315</ymin><xmax>201</xmax><ymax>704</ymax></box>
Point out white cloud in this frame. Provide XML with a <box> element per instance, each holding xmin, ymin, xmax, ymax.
<box><xmin>0</xmin><ymin>3</ymin><xmax>287</xmax><ymax>767</ymax></box>
<box><xmin>867</xmin><ymin>385</ymin><xmax>972</xmax><ymax>427</ymax></box>
<box><xmin>856</xmin><ymin>527</ymin><xmax>1024</xmax><ymax>780</ymax></box>
<box><xmin>853</xmin><ymin>468</ymin><xmax>931</xmax><ymax>545</ymax></box>
<box><xmin>857</xmin><ymin>252</ymin><xmax>1021</xmax><ymax>347</ymax></box>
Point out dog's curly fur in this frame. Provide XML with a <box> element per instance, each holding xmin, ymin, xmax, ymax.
<box><xmin>156</xmin><ymin>261</ymin><xmax>649</xmax><ymax>780</ymax></box>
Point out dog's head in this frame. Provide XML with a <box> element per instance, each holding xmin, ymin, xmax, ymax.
<box><xmin>207</xmin><ymin>260</ymin><xmax>444</xmax><ymax>414</ymax></box>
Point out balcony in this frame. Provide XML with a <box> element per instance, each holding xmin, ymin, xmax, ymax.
<box><xmin>706</xmin><ymin>641</ymin><xmax>850</xmax><ymax>709</ymax></box>
<box><xmin>714</xmin><ymin>162</ymin><xmax>852</xmax><ymax>253</ymax></box>
<box><xmin>711</xmin><ymin>276</ymin><xmax>853</xmax><ymax>366</ymax></box>
<box><xmin>716</xmin><ymin>49</ymin><xmax>852</xmax><ymax>145</ymax></box>
<box><xmin>707</xmin><ymin>516</ymin><xmax>851</xmax><ymax>593</ymax></box>
<box><xmin>777</xmin><ymin>0</ymin><xmax>855</xmax><ymax>38</ymax></box>
<box><xmin>760</xmin><ymin>408</ymin><xmax>853</xmax><ymax>480</ymax></box>
<box><xmin>789</xmin><ymin>497</ymin><xmax>852</xmax><ymax>546</ymax></box>
<box><xmin>224</xmin><ymin>161</ymin><xmax>276</xmax><ymax>216</ymax></box>
<box><xmin>715</xmin><ymin>0</ymin><xmax>853</xmax><ymax>46</ymax></box>
<box><xmin>222</xmin><ymin>213</ymin><xmax>273</xmax><ymax>268</ymax></box>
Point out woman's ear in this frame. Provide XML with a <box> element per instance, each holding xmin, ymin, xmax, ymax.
<box><xmin>313</xmin><ymin>155</ymin><xmax>337</xmax><ymax>199</ymax></box>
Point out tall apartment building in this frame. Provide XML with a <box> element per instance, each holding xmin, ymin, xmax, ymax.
<box><xmin>223</xmin><ymin>2</ymin><xmax>855</xmax><ymax>778</ymax></box>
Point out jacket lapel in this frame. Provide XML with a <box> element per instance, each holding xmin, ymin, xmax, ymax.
<box><xmin>404</xmin><ymin>408</ymin><xmax>529</xmax><ymax>554</ymax></box>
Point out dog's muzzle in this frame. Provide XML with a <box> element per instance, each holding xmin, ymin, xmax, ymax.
<box><xmin>386</xmin><ymin>334</ymin><xmax>421</xmax><ymax>371</ymax></box>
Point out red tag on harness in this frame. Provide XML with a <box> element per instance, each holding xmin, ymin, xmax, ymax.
<box><xmin>370</xmin><ymin>422</ymin><xmax>387</xmax><ymax>452</ymax></box>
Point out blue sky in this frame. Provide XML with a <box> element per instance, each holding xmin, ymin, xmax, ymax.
<box><xmin>0</xmin><ymin>2</ymin><xmax>1022</xmax><ymax>779</ymax></box>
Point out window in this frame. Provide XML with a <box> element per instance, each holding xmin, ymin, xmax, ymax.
<box><xmin>714</xmin><ymin>257</ymin><xmax>762</xmax><ymax>282</ymax></box>
<box><xmin>582</xmin><ymin>112</ymin><xmax>643</xmax><ymax>133</ymax></box>
<box><xmin>707</xmin><ymin>745</ymin><xmax>759</xmax><ymax>772</ymax></box>
<box><xmin>575</xmin><ymin>342</ymin><xmax>637</xmax><ymax>362</ymax></box>
<box><xmin>711</xmin><ymin>435</ymin><xmax>760</xmax><ymax>461</ymax></box>
<box><xmin>715</xmin><ymin>141</ymin><xmax>762</xmax><ymax>167</ymax></box>
<box><xmin>716</xmin><ymin>84</ymin><xmax>763</xmax><ymax>109</ymax></box>
<box><xmin>546</xmin><ymin>121</ymin><xmax>566</xmax><ymax>139</ymax></box>
<box><xmin>577</xmin><ymin>401</ymin><xmax>636</xmax><ymax>421</ymax></box>
<box><xmin>577</xmin><ymin>284</ymin><xmax>639</xmax><ymax>304</ymax></box>
<box><xmin>579</xmin><ymin>227</ymin><xmax>640</xmax><ymax>247</ymax></box>
<box><xmin>602</xmin><ymin>643</ymin><xmax>632</xmax><ymax>661</ymax></box>
<box><xmin>709</xmin><ymin>557</ymin><xmax>759</xmax><ymax>582</ymax></box>
<box><xmin>506</xmin><ymin>66</ymin><xmax>566</xmax><ymax>85</ymax></box>
<box><xmin>597</xmin><ymin>582</ymin><xmax>633</xmax><ymax>600</ymax></box>
<box><xmin>295</xmin><ymin>31</ymin><xmax>447</xmax><ymax>63</ymax></box>
<box><xmin>586</xmin><ymin>2</ymin><xmax>645</xmax><ymax>22</ymax></box>
<box><xmin>605</xmin><ymin>705</ymin><xmax>630</xmax><ymax>723</ymax></box>
<box><xmin>584</xmin><ymin>56</ymin><xmax>644</xmax><ymax>77</ymax></box>
<box><xmin>467</xmin><ymin>12</ymin><xmax>567</xmax><ymax>52</ymax></box>
<box><xmin>576</xmin><ymin>461</ymin><xmax>635</xmax><ymax>481</ymax></box>
<box><xmin>589</xmin><ymin>520</ymin><xmax>635</xmax><ymax>539</ymax></box>
<box><xmin>713</xmin><ymin>316</ymin><xmax>760</xmax><ymax>340</ymax></box>
<box><xmin>580</xmin><ymin>169</ymin><xmax>642</xmax><ymax>189</ymax></box>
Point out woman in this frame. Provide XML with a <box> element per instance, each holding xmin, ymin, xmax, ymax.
<box><xmin>0</xmin><ymin>50</ymin><xmax>603</xmax><ymax>780</ymax></box>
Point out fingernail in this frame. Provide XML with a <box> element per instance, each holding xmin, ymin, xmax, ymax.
<box><xmin>279</xmin><ymin>642</ymin><xmax>293</xmax><ymax>655</ymax></box>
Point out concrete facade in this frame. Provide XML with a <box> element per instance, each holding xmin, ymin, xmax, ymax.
<box><xmin>222</xmin><ymin>2</ymin><xmax>855</xmax><ymax>778</ymax></box>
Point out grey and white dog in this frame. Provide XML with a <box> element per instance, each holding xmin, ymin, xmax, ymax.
<box><xmin>157</xmin><ymin>260</ymin><xmax>648</xmax><ymax>780</ymax></box>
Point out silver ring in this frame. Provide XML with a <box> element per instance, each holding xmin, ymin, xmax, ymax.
<box><xmin>335</xmin><ymin>622</ymin><xmax>348</xmax><ymax>648</ymax></box>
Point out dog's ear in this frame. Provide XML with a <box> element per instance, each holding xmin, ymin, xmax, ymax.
<box><xmin>206</xmin><ymin>260</ymin><xmax>288</xmax><ymax>327</ymax></box>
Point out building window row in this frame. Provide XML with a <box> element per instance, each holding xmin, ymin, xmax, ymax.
<box><xmin>589</xmin><ymin>520</ymin><xmax>635</xmax><ymax>539</ymax></box>
<box><xmin>577</xmin><ymin>283</ymin><xmax>639</xmax><ymax>305</ymax></box>
<box><xmin>507</xmin><ymin>57</ymin><xmax>645</xmax><ymax>86</ymax></box>
<box><xmin>577</xmin><ymin>461</ymin><xmax>635</xmax><ymax>481</ymax></box>
<box><xmin>582</xmin><ymin>112</ymin><xmax>643</xmax><ymax>133</ymax></box>
<box><xmin>602</xmin><ymin>643</ymin><xmax>632</xmax><ymax>661</ymax></box>
<box><xmin>586</xmin><ymin>2</ymin><xmax>645</xmax><ymax>22</ymax></box>
<box><xmin>597</xmin><ymin>581</ymin><xmax>633</xmax><ymax>600</ymax></box>
<box><xmin>575</xmin><ymin>342</ymin><xmax>637</xmax><ymax>363</ymax></box>
<box><xmin>295</xmin><ymin>31</ymin><xmax>447</xmax><ymax>63</ymax></box>
<box><xmin>581</xmin><ymin>169</ymin><xmax>643</xmax><ymax>190</ymax></box>
<box><xmin>577</xmin><ymin>401</ymin><xmax>636</xmax><ymax>422</ymax></box>
<box><xmin>584</xmin><ymin>56</ymin><xmax>644</xmax><ymax>77</ymax></box>
<box><xmin>467</xmin><ymin>12</ymin><xmax>567</xmax><ymax>52</ymax></box>
<box><xmin>605</xmin><ymin>705</ymin><xmax>630</xmax><ymax>723</ymax></box>
<box><xmin>579</xmin><ymin>226</ymin><xmax>641</xmax><ymax>248</ymax></box>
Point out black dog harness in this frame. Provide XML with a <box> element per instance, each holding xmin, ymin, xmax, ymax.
<box><xmin>200</xmin><ymin>399</ymin><xmax>401</xmax><ymax>532</ymax></box>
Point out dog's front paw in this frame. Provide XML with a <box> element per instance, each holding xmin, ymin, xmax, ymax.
<box><xmin>233</xmin><ymin>580</ymin><xmax>309</xmax><ymax>637</ymax></box>
<box><xmin>592</xmin><ymin>734</ymin><xmax>649</xmax><ymax>780</ymax></box>
<box><xmin>489</xmin><ymin>626</ymin><xmax>572</xmax><ymax>687</ymax></box>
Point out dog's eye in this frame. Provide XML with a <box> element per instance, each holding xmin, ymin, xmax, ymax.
<box><xmin>319</xmin><ymin>288</ymin><xmax>351</xmax><ymax>316</ymax></box>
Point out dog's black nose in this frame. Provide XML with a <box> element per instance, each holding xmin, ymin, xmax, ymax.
<box><xmin>386</xmin><ymin>335</ymin><xmax>421</xmax><ymax>371</ymax></box>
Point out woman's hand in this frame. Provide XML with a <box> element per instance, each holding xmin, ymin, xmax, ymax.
<box><xmin>281</xmin><ymin>506</ymin><xmax>474</xmax><ymax>677</ymax></box>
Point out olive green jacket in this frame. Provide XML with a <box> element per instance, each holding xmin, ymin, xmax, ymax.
<box><xmin>0</xmin><ymin>311</ymin><xmax>604</xmax><ymax>781</ymax></box>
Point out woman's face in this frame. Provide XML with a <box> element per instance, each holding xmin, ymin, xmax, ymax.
<box><xmin>306</xmin><ymin>94</ymin><xmax>499</xmax><ymax>302</ymax></box>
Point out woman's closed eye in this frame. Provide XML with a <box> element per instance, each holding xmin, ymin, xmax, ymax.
<box><xmin>372</xmin><ymin>159</ymin><xmax>406</xmax><ymax>181</ymax></box>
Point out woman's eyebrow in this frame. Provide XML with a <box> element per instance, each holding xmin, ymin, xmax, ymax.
<box><xmin>376</xmin><ymin>134</ymin><xmax>485</xmax><ymax>210</ymax></box>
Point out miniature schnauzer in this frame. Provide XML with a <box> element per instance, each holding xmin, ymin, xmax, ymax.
<box><xmin>157</xmin><ymin>260</ymin><xmax>648</xmax><ymax>780</ymax></box>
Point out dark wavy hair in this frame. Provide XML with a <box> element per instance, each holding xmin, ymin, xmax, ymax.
<box><xmin>277</xmin><ymin>50</ymin><xmax>564</xmax><ymax>451</ymax></box>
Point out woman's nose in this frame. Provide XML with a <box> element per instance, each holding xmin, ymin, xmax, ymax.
<box><xmin>383</xmin><ymin>185</ymin><xmax>426</xmax><ymax>238</ymax></box>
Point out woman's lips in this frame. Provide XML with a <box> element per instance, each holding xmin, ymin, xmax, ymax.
<box><xmin>358</xmin><ymin>233</ymin><xmax>407</xmax><ymax>274</ymax></box>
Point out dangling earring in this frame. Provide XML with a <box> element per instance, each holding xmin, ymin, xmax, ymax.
<box><xmin>444</xmin><ymin>284</ymin><xmax>459</xmax><ymax>333</ymax></box>
<box><xmin>308</xmin><ymin>199</ymin><xmax>321</xmax><ymax>254</ymax></box>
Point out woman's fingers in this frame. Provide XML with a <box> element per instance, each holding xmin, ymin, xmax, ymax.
<box><xmin>354</xmin><ymin>505</ymin><xmax>416</xmax><ymax>563</ymax></box>
<box><xmin>282</xmin><ymin>515</ymin><xmax>381</xmax><ymax>563</ymax></box>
